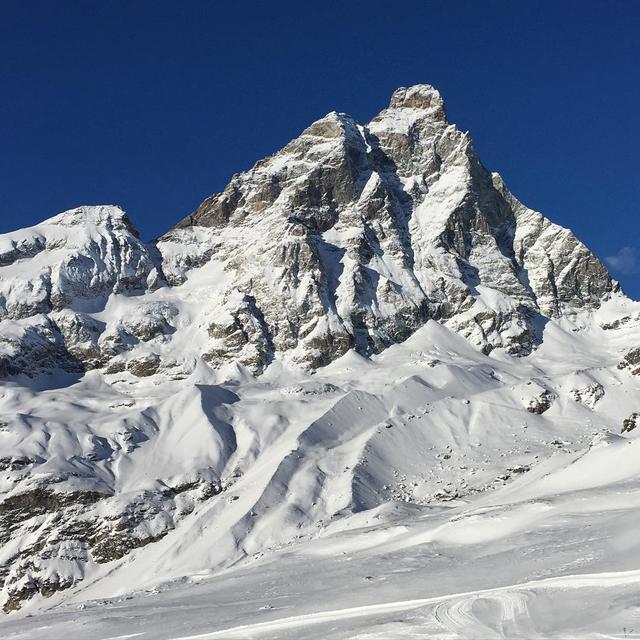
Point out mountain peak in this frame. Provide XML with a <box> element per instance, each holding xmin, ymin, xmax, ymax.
<box><xmin>387</xmin><ymin>84</ymin><xmax>446</xmax><ymax>120</ymax></box>
<box><xmin>159</xmin><ymin>83</ymin><xmax>613</xmax><ymax>373</ymax></box>
<box><xmin>301</xmin><ymin>110</ymin><xmax>358</xmax><ymax>139</ymax></box>
<box><xmin>47</xmin><ymin>205</ymin><xmax>138</xmax><ymax>235</ymax></box>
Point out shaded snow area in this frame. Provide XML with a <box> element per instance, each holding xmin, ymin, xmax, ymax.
<box><xmin>2</xmin><ymin>307</ymin><xmax>640</xmax><ymax>638</ymax></box>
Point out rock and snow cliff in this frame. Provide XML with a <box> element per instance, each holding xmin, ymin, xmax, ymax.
<box><xmin>1</xmin><ymin>85</ymin><xmax>614</xmax><ymax>380</ymax></box>
<box><xmin>0</xmin><ymin>85</ymin><xmax>638</xmax><ymax>625</ymax></box>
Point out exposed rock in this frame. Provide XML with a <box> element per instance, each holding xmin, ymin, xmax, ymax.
<box><xmin>570</xmin><ymin>383</ymin><xmax>605</xmax><ymax>409</ymax></box>
<box><xmin>0</xmin><ymin>471</ymin><xmax>223</xmax><ymax>611</ymax></box>
<box><xmin>52</xmin><ymin>310</ymin><xmax>106</xmax><ymax>369</ymax></box>
<box><xmin>601</xmin><ymin>316</ymin><xmax>632</xmax><ymax>330</ymax></box>
<box><xmin>0</xmin><ymin>316</ymin><xmax>85</xmax><ymax>376</ymax></box>
<box><xmin>126</xmin><ymin>353</ymin><xmax>161</xmax><ymax>377</ymax></box>
<box><xmin>526</xmin><ymin>389</ymin><xmax>556</xmax><ymax>414</ymax></box>
<box><xmin>618</xmin><ymin>348</ymin><xmax>640</xmax><ymax>376</ymax></box>
<box><xmin>165</xmin><ymin>84</ymin><xmax>613</xmax><ymax>370</ymax></box>
<box><xmin>104</xmin><ymin>358</ymin><xmax>126</xmax><ymax>374</ymax></box>
<box><xmin>0</xmin><ymin>88</ymin><xmax>616</xmax><ymax>377</ymax></box>
<box><xmin>622</xmin><ymin>413</ymin><xmax>640</xmax><ymax>433</ymax></box>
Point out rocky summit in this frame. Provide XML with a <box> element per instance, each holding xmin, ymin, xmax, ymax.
<box><xmin>1</xmin><ymin>85</ymin><xmax>614</xmax><ymax>380</ymax></box>
<box><xmin>0</xmin><ymin>86</ymin><xmax>639</xmax><ymax>636</ymax></box>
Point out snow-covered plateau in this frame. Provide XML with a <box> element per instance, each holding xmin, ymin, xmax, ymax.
<box><xmin>1</xmin><ymin>85</ymin><xmax>639</xmax><ymax>639</ymax></box>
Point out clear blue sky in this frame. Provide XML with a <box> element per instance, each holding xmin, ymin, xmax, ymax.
<box><xmin>2</xmin><ymin>1</ymin><xmax>639</xmax><ymax>296</ymax></box>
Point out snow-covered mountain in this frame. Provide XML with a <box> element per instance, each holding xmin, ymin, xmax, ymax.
<box><xmin>1</xmin><ymin>85</ymin><xmax>639</xmax><ymax>637</ymax></box>
<box><xmin>2</xmin><ymin>85</ymin><xmax>614</xmax><ymax>380</ymax></box>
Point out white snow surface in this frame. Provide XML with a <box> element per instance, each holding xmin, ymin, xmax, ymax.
<box><xmin>2</xmin><ymin>297</ymin><xmax>640</xmax><ymax>637</ymax></box>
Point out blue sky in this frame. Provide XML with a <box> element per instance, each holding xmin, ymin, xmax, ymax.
<box><xmin>2</xmin><ymin>1</ymin><xmax>639</xmax><ymax>296</ymax></box>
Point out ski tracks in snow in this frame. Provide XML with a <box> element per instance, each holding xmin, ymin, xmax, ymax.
<box><xmin>157</xmin><ymin>570</ymin><xmax>640</xmax><ymax>640</ymax></box>
<box><xmin>432</xmin><ymin>590</ymin><xmax>533</xmax><ymax>639</ymax></box>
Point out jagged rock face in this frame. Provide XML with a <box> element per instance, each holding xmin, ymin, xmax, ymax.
<box><xmin>0</xmin><ymin>206</ymin><xmax>155</xmax><ymax>320</ymax></box>
<box><xmin>622</xmin><ymin>412</ymin><xmax>640</xmax><ymax>433</ymax></box>
<box><xmin>0</xmin><ymin>86</ymin><xmax>615</xmax><ymax>377</ymax></box>
<box><xmin>165</xmin><ymin>84</ymin><xmax>613</xmax><ymax>371</ymax></box>
<box><xmin>0</xmin><ymin>206</ymin><xmax>161</xmax><ymax>376</ymax></box>
<box><xmin>0</xmin><ymin>475</ymin><xmax>223</xmax><ymax>612</ymax></box>
<box><xmin>618</xmin><ymin>347</ymin><xmax>640</xmax><ymax>376</ymax></box>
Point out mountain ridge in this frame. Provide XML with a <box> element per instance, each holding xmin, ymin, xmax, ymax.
<box><xmin>0</xmin><ymin>86</ymin><xmax>638</xmax><ymax>622</ymax></box>
<box><xmin>0</xmin><ymin>84</ymin><xmax>617</xmax><ymax>380</ymax></box>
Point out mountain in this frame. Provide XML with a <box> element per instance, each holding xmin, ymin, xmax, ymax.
<box><xmin>0</xmin><ymin>86</ymin><xmax>639</xmax><ymax>637</ymax></box>
<box><xmin>167</xmin><ymin>84</ymin><xmax>612</xmax><ymax>369</ymax></box>
<box><xmin>2</xmin><ymin>85</ymin><xmax>614</xmax><ymax>380</ymax></box>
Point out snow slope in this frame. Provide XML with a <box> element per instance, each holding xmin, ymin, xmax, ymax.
<box><xmin>2</xmin><ymin>315</ymin><xmax>640</xmax><ymax>638</ymax></box>
<box><xmin>1</xmin><ymin>303</ymin><xmax>640</xmax><ymax>637</ymax></box>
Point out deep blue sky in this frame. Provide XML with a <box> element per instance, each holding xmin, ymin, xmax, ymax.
<box><xmin>2</xmin><ymin>1</ymin><xmax>639</xmax><ymax>296</ymax></box>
